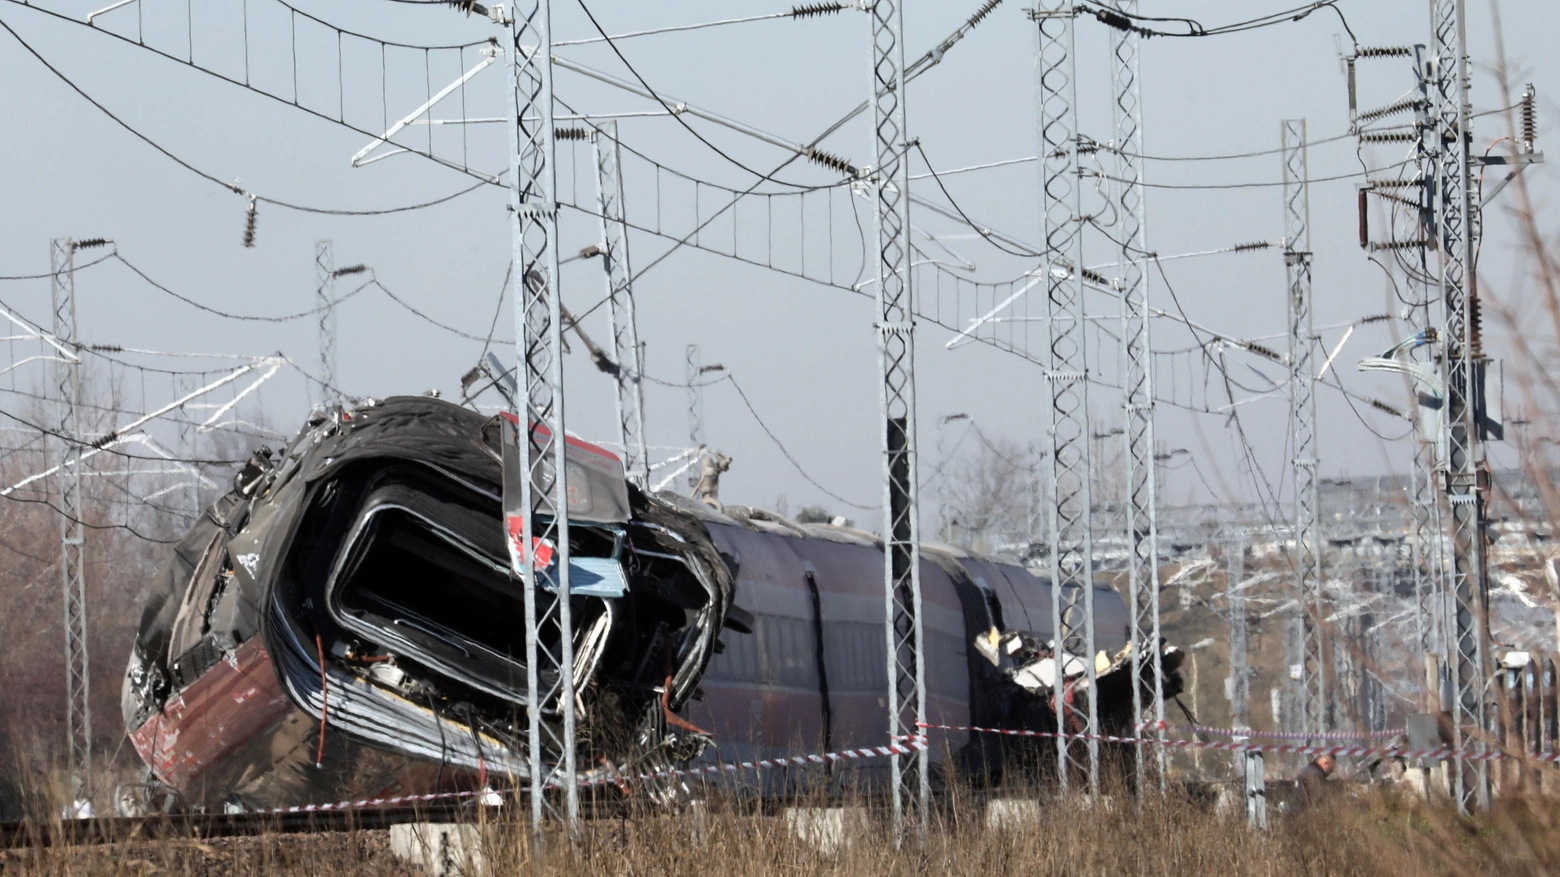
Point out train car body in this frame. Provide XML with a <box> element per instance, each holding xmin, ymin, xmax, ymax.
<box><xmin>122</xmin><ymin>396</ymin><xmax>1180</xmax><ymax>811</ymax></box>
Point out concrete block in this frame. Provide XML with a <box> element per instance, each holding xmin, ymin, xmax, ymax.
<box><xmin>984</xmin><ymin>798</ymin><xmax>1041</xmax><ymax>831</ymax></box>
<box><xmin>389</xmin><ymin>823</ymin><xmax>487</xmax><ymax>877</ymax></box>
<box><xmin>783</xmin><ymin>807</ymin><xmax>869</xmax><ymax>855</ymax></box>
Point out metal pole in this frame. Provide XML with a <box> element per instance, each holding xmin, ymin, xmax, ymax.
<box><xmin>935</xmin><ymin>413</ymin><xmax>968</xmax><ymax>544</ymax></box>
<box><xmin>870</xmin><ymin>0</ymin><xmax>926</xmax><ymax>838</ymax></box>
<box><xmin>686</xmin><ymin>344</ymin><xmax>703</xmax><ymax>493</ymax></box>
<box><xmin>1227</xmin><ymin>532</ymin><xmax>1249</xmax><ymax>728</ymax></box>
<box><xmin>315</xmin><ymin>240</ymin><xmax>336</xmax><ymax>406</ymax></box>
<box><xmin>1283</xmin><ymin>119</ymin><xmax>1326</xmax><ymax>739</ymax></box>
<box><xmin>591</xmin><ymin>122</ymin><xmax>649</xmax><ymax>489</ymax></box>
<box><xmin>1410</xmin><ymin>44</ymin><xmax>1446</xmax><ymax>698</ymax></box>
<box><xmin>1432</xmin><ymin>0</ymin><xmax>1490</xmax><ymax>813</ymax></box>
<box><xmin>1028</xmin><ymin>441</ymin><xmax>1047</xmax><ymax>552</ymax></box>
<box><xmin>1225</xmin><ymin>533</ymin><xmax>1265</xmax><ymax>827</ymax></box>
<box><xmin>1110</xmin><ymin>0</ymin><xmax>1165</xmax><ymax>795</ymax></box>
<box><xmin>51</xmin><ymin>237</ymin><xmax>91</xmax><ymax>809</ymax></box>
<box><xmin>1033</xmin><ymin>1</ymin><xmax>1098</xmax><ymax>794</ymax></box>
<box><xmin>504</xmin><ymin>0</ymin><xmax>576</xmax><ymax>835</ymax></box>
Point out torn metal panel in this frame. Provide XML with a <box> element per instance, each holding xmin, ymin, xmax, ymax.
<box><xmin>123</xmin><ymin>395</ymin><xmax>1181</xmax><ymax>811</ymax></box>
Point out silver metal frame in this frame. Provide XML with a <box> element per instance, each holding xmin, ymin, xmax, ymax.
<box><xmin>686</xmin><ymin>344</ymin><xmax>703</xmax><ymax>493</ymax></box>
<box><xmin>315</xmin><ymin>240</ymin><xmax>337</xmax><ymax>405</ymax></box>
<box><xmin>591</xmin><ymin>121</ymin><xmax>650</xmax><ymax>489</ymax></box>
<box><xmin>504</xmin><ymin>0</ymin><xmax>577</xmax><ymax>833</ymax></box>
<box><xmin>1431</xmin><ymin>0</ymin><xmax>1490</xmax><ymax>814</ymax></box>
<box><xmin>1109</xmin><ymin>0</ymin><xmax>1165</xmax><ymax>794</ymax></box>
<box><xmin>1224</xmin><ymin>532</ymin><xmax>1265</xmax><ymax>827</ymax></box>
<box><xmin>1034</xmin><ymin>1</ymin><xmax>1099</xmax><ymax>793</ymax></box>
<box><xmin>51</xmin><ymin>238</ymin><xmax>91</xmax><ymax>807</ymax></box>
<box><xmin>1409</xmin><ymin>43</ymin><xmax>1446</xmax><ymax>691</ymax></box>
<box><xmin>869</xmin><ymin>0</ymin><xmax>927</xmax><ymax>837</ymax></box>
<box><xmin>1282</xmin><ymin>120</ymin><xmax>1326</xmax><ymax>739</ymax></box>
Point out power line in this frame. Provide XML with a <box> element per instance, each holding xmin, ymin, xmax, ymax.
<box><xmin>111</xmin><ymin>250</ymin><xmax>499</xmax><ymax>343</ymax></box>
<box><xmin>0</xmin><ymin>10</ymin><xmax>496</xmax><ymax>218</ymax></box>
<box><xmin>365</xmin><ymin>278</ymin><xmax>490</xmax><ymax>341</ymax></box>
<box><xmin>570</xmin><ymin>0</ymin><xmax>850</xmax><ymax>191</ymax></box>
<box><xmin>1079</xmin><ymin>0</ymin><xmax>1353</xmax><ymax>40</ymax></box>
<box><xmin>0</xmin><ymin>491</ymin><xmax>180</xmax><ymax>543</ymax></box>
<box><xmin>913</xmin><ymin>142</ymin><xmax>1037</xmax><ymax>258</ymax></box>
<box><xmin>0</xmin><ymin>251</ymin><xmax>115</xmax><ymax>282</ymax></box>
<box><xmin>271</xmin><ymin>0</ymin><xmax>491</xmax><ymax>50</ymax></box>
<box><xmin>720</xmin><ymin>373</ymin><xmax>875</xmax><ymax>511</ymax></box>
<box><xmin>0</xmin><ymin>404</ymin><xmax>250</xmax><ymax>465</ymax></box>
<box><xmin>1093</xmin><ymin>156</ymin><xmax>1416</xmax><ymax>191</ymax></box>
<box><xmin>553</xmin><ymin>6</ymin><xmax>846</xmax><ymax>47</ymax></box>
<box><xmin>113</xmin><ymin>253</ymin><xmax>376</xmax><ymax>322</ymax></box>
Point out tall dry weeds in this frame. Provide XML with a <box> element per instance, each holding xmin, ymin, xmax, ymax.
<box><xmin>6</xmin><ymin>782</ymin><xmax>1560</xmax><ymax>877</ymax></box>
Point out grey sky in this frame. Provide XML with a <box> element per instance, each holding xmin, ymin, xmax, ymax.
<box><xmin>0</xmin><ymin>0</ymin><xmax>1553</xmax><ymax>526</ymax></box>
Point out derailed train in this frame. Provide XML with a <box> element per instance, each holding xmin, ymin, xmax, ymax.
<box><xmin>123</xmin><ymin>396</ymin><xmax>1182</xmax><ymax>811</ymax></box>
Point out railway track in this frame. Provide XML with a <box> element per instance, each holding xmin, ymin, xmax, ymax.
<box><xmin>0</xmin><ymin>802</ymin><xmax>473</xmax><ymax>850</ymax></box>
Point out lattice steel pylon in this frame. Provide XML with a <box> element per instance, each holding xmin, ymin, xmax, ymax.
<box><xmin>50</xmin><ymin>238</ymin><xmax>91</xmax><ymax>806</ymax></box>
<box><xmin>503</xmin><ymin>0</ymin><xmax>577</xmax><ymax>834</ymax></box>
<box><xmin>1409</xmin><ymin>44</ymin><xmax>1446</xmax><ymax>686</ymax></box>
<box><xmin>868</xmin><ymin>0</ymin><xmax>926</xmax><ymax>838</ymax></box>
<box><xmin>1225</xmin><ymin>532</ymin><xmax>1265</xmax><ymax>828</ymax></box>
<box><xmin>686</xmin><ymin>344</ymin><xmax>704</xmax><ymax>493</ymax></box>
<box><xmin>1282</xmin><ymin>120</ymin><xmax>1326</xmax><ymax>739</ymax></box>
<box><xmin>1033</xmin><ymin>2</ymin><xmax>1099</xmax><ymax>793</ymax></box>
<box><xmin>1431</xmin><ymin>0</ymin><xmax>1490</xmax><ymax>814</ymax></box>
<box><xmin>1108</xmin><ymin>0</ymin><xmax>1165</xmax><ymax>794</ymax></box>
<box><xmin>315</xmin><ymin>241</ymin><xmax>337</xmax><ymax>406</ymax></box>
<box><xmin>592</xmin><ymin>122</ymin><xmax>649</xmax><ymax>488</ymax></box>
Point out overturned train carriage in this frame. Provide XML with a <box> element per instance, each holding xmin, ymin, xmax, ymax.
<box><xmin>123</xmin><ymin>396</ymin><xmax>1182</xmax><ymax>811</ymax></box>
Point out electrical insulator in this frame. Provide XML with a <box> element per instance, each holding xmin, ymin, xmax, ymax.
<box><xmin>1469</xmin><ymin>294</ymin><xmax>1483</xmax><ymax>357</ymax></box>
<box><xmin>788</xmin><ymin>2</ymin><xmax>846</xmax><ymax>19</ymax></box>
<box><xmin>1356</xmin><ymin>46</ymin><xmax>1413</xmax><ymax>58</ymax></box>
<box><xmin>966</xmin><ymin>0</ymin><xmax>1002</xmax><ymax>29</ymax></box>
<box><xmin>806</xmin><ymin>148</ymin><xmax>855</xmax><ymax>176</ymax></box>
<box><xmin>1522</xmin><ymin>84</ymin><xmax>1537</xmax><ymax>153</ymax></box>
<box><xmin>1360</xmin><ymin>131</ymin><xmax>1417</xmax><ymax>144</ymax></box>
<box><xmin>1357</xmin><ymin>97</ymin><xmax>1420</xmax><ymax>126</ymax></box>
<box><xmin>1367</xmin><ymin>178</ymin><xmax>1424</xmax><ymax>190</ymax></box>
<box><xmin>1367</xmin><ymin>240</ymin><xmax>1432</xmax><ymax>252</ymax></box>
<box><xmin>1243</xmin><ymin>341</ymin><xmax>1282</xmax><ymax>362</ymax></box>
<box><xmin>1347</xmin><ymin>58</ymin><xmax>1358</xmax><ymax>120</ymax></box>
<box><xmin>1367</xmin><ymin>398</ymin><xmax>1406</xmax><ymax>419</ymax></box>
<box><xmin>1358</xmin><ymin>189</ymin><xmax>1369</xmax><ymax>249</ymax></box>
<box><xmin>242</xmin><ymin>196</ymin><xmax>259</xmax><ymax>249</ymax></box>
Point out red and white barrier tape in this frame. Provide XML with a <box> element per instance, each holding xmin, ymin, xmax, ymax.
<box><xmin>1136</xmin><ymin>720</ymin><xmax>1407</xmax><ymax>742</ymax></box>
<box><xmin>922</xmin><ymin>722</ymin><xmax>1553</xmax><ymax>764</ymax></box>
<box><xmin>580</xmin><ymin>737</ymin><xmax>927</xmax><ymax>787</ymax></box>
<box><xmin>256</xmin><ymin>736</ymin><xmax>927</xmax><ymax>815</ymax></box>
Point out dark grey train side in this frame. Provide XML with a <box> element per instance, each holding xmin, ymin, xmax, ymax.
<box><xmin>679</xmin><ymin>507</ymin><xmax>1134</xmax><ymax>788</ymax></box>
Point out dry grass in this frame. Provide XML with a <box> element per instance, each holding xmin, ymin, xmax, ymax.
<box><xmin>3</xmin><ymin>780</ymin><xmax>1560</xmax><ymax>877</ymax></box>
